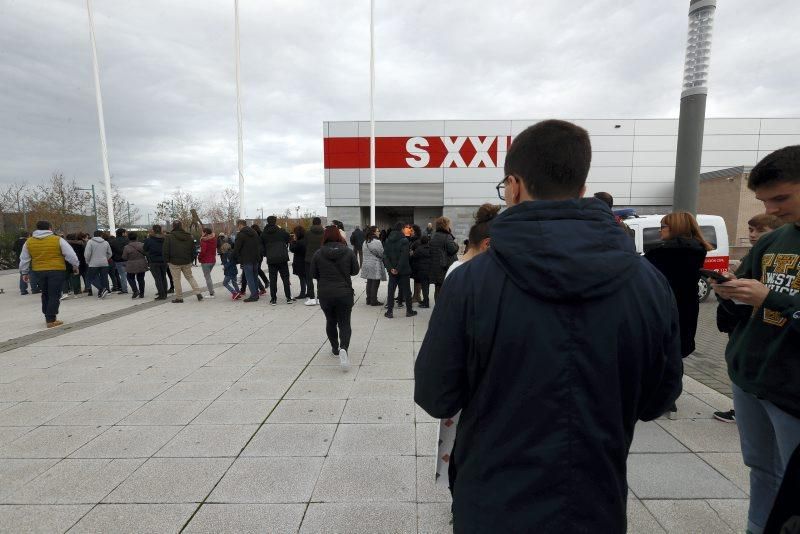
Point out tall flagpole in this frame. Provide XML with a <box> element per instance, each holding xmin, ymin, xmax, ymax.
<box><xmin>235</xmin><ymin>0</ymin><xmax>245</xmax><ymax>219</ymax></box>
<box><xmin>86</xmin><ymin>0</ymin><xmax>115</xmax><ymax>230</ymax></box>
<box><xmin>369</xmin><ymin>0</ymin><xmax>376</xmax><ymax>226</ymax></box>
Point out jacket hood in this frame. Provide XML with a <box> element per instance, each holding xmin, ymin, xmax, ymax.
<box><xmin>127</xmin><ymin>241</ymin><xmax>144</xmax><ymax>250</ymax></box>
<box><xmin>201</xmin><ymin>233</ymin><xmax>216</xmax><ymax>241</ymax></box>
<box><xmin>148</xmin><ymin>234</ymin><xmax>165</xmax><ymax>241</ymax></box>
<box><xmin>264</xmin><ymin>224</ymin><xmax>280</xmax><ymax>234</ymax></box>
<box><xmin>169</xmin><ymin>229</ymin><xmax>192</xmax><ymax>241</ymax></box>
<box><xmin>238</xmin><ymin>226</ymin><xmax>256</xmax><ymax>238</ymax></box>
<box><xmin>32</xmin><ymin>230</ymin><xmax>54</xmax><ymax>239</ymax></box>
<box><xmin>488</xmin><ymin>198</ymin><xmax>641</xmax><ymax>301</ymax></box>
<box><xmin>386</xmin><ymin>230</ymin><xmax>405</xmax><ymax>244</ymax></box>
<box><xmin>321</xmin><ymin>241</ymin><xmax>350</xmax><ymax>260</ymax></box>
<box><xmin>90</xmin><ymin>236</ymin><xmax>106</xmax><ymax>243</ymax></box>
<box><xmin>309</xmin><ymin>225</ymin><xmax>324</xmax><ymax>235</ymax></box>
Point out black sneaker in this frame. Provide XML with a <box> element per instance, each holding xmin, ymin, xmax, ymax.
<box><xmin>243</xmin><ymin>296</ymin><xmax>259</xmax><ymax>302</ymax></box>
<box><xmin>406</xmin><ymin>310</ymin><xmax>418</xmax><ymax>317</ymax></box>
<box><xmin>384</xmin><ymin>311</ymin><xmax>393</xmax><ymax>318</ymax></box>
<box><xmin>196</xmin><ymin>294</ymin><xmax>203</xmax><ymax>301</ymax></box>
<box><xmin>713</xmin><ymin>410</ymin><xmax>736</xmax><ymax>423</ymax></box>
<box><xmin>270</xmin><ymin>299</ymin><xmax>277</xmax><ymax>306</ymax></box>
<box><xmin>286</xmin><ymin>298</ymin><xmax>296</xmax><ymax>304</ymax></box>
<box><xmin>419</xmin><ymin>303</ymin><xmax>430</xmax><ymax>308</ymax></box>
<box><xmin>167</xmin><ymin>288</ymin><xmax>175</xmax><ymax>294</ymax></box>
<box><xmin>171</xmin><ymin>298</ymin><xmax>184</xmax><ymax>303</ymax></box>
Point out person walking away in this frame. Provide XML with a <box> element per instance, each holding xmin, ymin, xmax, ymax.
<box><xmin>350</xmin><ymin>225</ymin><xmax>365</xmax><ymax>267</ymax></box>
<box><xmin>163</xmin><ymin>221</ymin><xmax>203</xmax><ymax>303</ymax></box>
<box><xmin>144</xmin><ymin>225</ymin><xmax>169</xmax><ymax>300</ymax></box>
<box><xmin>594</xmin><ymin>191</ymin><xmax>635</xmax><ymax>237</ymax></box>
<box><xmin>290</xmin><ymin>225</ymin><xmax>308</xmax><ymax>299</ymax></box>
<box><xmin>251</xmin><ymin>224</ymin><xmax>270</xmax><ymax>294</ymax></box>
<box><xmin>410</xmin><ymin>235</ymin><xmax>433</xmax><ymax>308</ymax></box>
<box><xmin>199</xmin><ymin>228</ymin><xmax>217</xmax><ymax>298</ymax></box>
<box><xmin>110</xmin><ymin>228</ymin><xmax>130</xmax><ymax>294</ymax></box>
<box><xmin>711</xmin><ymin>145</ymin><xmax>800</xmax><ymax>534</ymax></box>
<box><xmin>304</xmin><ymin>217</ymin><xmax>324</xmax><ymax>306</ymax></box>
<box><xmin>310</xmin><ymin>225</ymin><xmax>359</xmax><ymax>369</ymax></box>
<box><xmin>15</xmin><ymin>231</ymin><xmax>39</xmax><ymax>295</ymax></box>
<box><xmin>63</xmin><ymin>233</ymin><xmax>86</xmax><ymax>298</ymax></box>
<box><xmin>232</xmin><ymin>219</ymin><xmax>262</xmax><ymax>302</ymax></box>
<box><xmin>429</xmin><ymin>216</ymin><xmax>459</xmax><ymax>299</ymax></box>
<box><xmin>414</xmin><ymin>120</ymin><xmax>682</xmax><ymax>532</ymax></box>
<box><xmin>18</xmin><ymin>220</ymin><xmax>80</xmax><ymax>328</ymax></box>
<box><xmin>361</xmin><ymin>226</ymin><xmax>386</xmax><ymax>306</ymax></box>
<box><xmin>713</xmin><ymin>213</ymin><xmax>783</xmax><ymax>424</ymax></box>
<box><xmin>219</xmin><ymin>242</ymin><xmax>242</xmax><ymax>299</ymax></box>
<box><xmin>261</xmin><ymin>215</ymin><xmax>295</xmax><ymax>305</ymax></box>
<box><xmin>645</xmin><ymin>211</ymin><xmax>711</xmax><ymax>417</ymax></box>
<box><xmin>84</xmin><ymin>230</ymin><xmax>112</xmax><ymax>298</ymax></box>
<box><xmin>408</xmin><ymin>225</ymin><xmax>423</xmax><ymax>302</ymax></box>
<box><xmin>122</xmin><ymin>232</ymin><xmax>148</xmax><ymax>299</ymax></box>
<box><xmin>383</xmin><ymin>222</ymin><xmax>416</xmax><ymax>319</ymax></box>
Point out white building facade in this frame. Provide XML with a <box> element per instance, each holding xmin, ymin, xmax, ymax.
<box><xmin>324</xmin><ymin>118</ymin><xmax>800</xmax><ymax>238</ymax></box>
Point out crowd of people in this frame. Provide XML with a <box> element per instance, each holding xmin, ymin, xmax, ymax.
<box><xmin>12</xmin><ymin>120</ymin><xmax>800</xmax><ymax>532</ymax></box>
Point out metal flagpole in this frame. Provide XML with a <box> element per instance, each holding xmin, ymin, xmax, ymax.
<box><xmin>369</xmin><ymin>0</ymin><xmax>376</xmax><ymax>226</ymax></box>
<box><xmin>234</xmin><ymin>0</ymin><xmax>246</xmax><ymax>219</ymax></box>
<box><xmin>86</xmin><ymin>0</ymin><xmax>115</xmax><ymax>230</ymax></box>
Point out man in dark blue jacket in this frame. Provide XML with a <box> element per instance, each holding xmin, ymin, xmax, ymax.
<box><xmin>414</xmin><ymin>119</ymin><xmax>683</xmax><ymax>533</ymax></box>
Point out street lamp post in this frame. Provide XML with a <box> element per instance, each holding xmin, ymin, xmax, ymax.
<box><xmin>673</xmin><ymin>0</ymin><xmax>717</xmax><ymax>215</ymax></box>
<box><xmin>77</xmin><ymin>185</ymin><xmax>99</xmax><ymax>230</ymax></box>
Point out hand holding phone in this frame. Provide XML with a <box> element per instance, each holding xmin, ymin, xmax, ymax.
<box><xmin>699</xmin><ymin>269</ymin><xmax>732</xmax><ymax>283</ymax></box>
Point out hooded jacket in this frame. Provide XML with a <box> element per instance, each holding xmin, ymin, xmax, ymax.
<box><xmin>261</xmin><ymin>224</ymin><xmax>291</xmax><ymax>264</ymax></box>
<box><xmin>199</xmin><ymin>234</ymin><xmax>217</xmax><ymax>264</ymax></box>
<box><xmin>310</xmin><ymin>242</ymin><xmax>359</xmax><ymax>299</ymax></box>
<box><xmin>382</xmin><ymin>230</ymin><xmax>412</xmax><ymax>276</ymax></box>
<box><xmin>410</xmin><ymin>240</ymin><xmax>433</xmax><ymax>280</ymax></box>
<box><xmin>110</xmin><ymin>235</ymin><xmax>130</xmax><ymax>262</ymax></box>
<box><xmin>18</xmin><ymin>230</ymin><xmax>80</xmax><ymax>274</ymax></box>
<box><xmin>122</xmin><ymin>241</ymin><xmax>148</xmax><ymax>274</ymax></box>
<box><xmin>304</xmin><ymin>224</ymin><xmax>324</xmax><ymax>264</ymax></box>
<box><xmin>429</xmin><ymin>229</ymin><xmax>459</xmax><ymax>284</ymax></box>
<box><xmin>232</xmin><ymin>226</ymin><xmax>262</xmax><ymax>265</ymax></box>
<box><xmin>414</xmin><ymin>198</ymin><xmax>683</xmax><ymax>534</ymax></box>
<box><xmin>163</xmin><ymin>229</ymin><xmax>194</xmax><ymax>265</ymax></box>
<box><xmin>645</xmin><ymin>237</ymin><xmax>708</xmax><ymax>357</ymax></box>
<box><xmin>349</xmin><ymin>227</ymin><xmax>365</xmax><ymax>249</ymax></box>
<box><xmin>84</xmin><ymin>236</ymin><xmax>112</xmax><ymax>267</ymax></box>
<box><xmin>143</xmin><ymin>234</ymin><xmax>166</xmax><ymax>263</ymax></box>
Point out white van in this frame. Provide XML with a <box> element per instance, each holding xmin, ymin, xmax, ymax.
<box><xmin>621</xmin><ymin>213</ymin><xmax>730</xmax><ymax>302</ymax></box>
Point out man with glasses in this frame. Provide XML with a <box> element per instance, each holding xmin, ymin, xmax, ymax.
<box><xmin>415</xmin><ymin>120</ymin><xmax>682</xmax><ymax>532</ymax></box>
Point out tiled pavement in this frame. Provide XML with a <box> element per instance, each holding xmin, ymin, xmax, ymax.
<box><xmin>685</xmin><ymin>299</ymin><xmax>735</xmax><ymax>398</ymax></box>
<box><xmin>0</xmin><ymin>270</ymin><xmax>748</xmax><ymax>532</ymax></box>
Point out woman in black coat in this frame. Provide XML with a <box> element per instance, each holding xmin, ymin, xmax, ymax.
<box><xmin>289</xmin><ymin>225</ymin><xmax>307</xmax><ymax>299</ymax></box>
<box><xmin>429</xmin><ymin>216</ymin><xmax>459</xmax><ymax>298</ymax></box>
<box><xmin>645</xmin><ymin>211</ymin><xmax>712</xmax><ymax>358</ymax></box>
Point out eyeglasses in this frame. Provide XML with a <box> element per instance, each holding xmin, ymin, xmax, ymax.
<box><xmin>496</xmin><ymin>175</ymin><xmax>511</xmax><ymax>201</ymax></box>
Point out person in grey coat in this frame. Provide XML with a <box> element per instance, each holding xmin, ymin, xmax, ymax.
<box><xmin>360</xmin><ymin>225</ymin><xmax>386</xmax><ymax>306</ymax></box>
<box><xmin>84</xmin><ymin>230</ymin><xmax>112</xmax><ymax>297</ymax></box>
<box><xmin>122</xmin><ymin>232</ymin><xmax>148</xmax><ymax>299</ymax></box>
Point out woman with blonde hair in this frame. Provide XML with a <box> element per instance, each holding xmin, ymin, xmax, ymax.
<box><xmin>429</xmin><ymin>216</ymin><xmax>459</xmax><ymax>299</ymax></box>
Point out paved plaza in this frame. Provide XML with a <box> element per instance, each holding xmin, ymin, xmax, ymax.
<box><xmin>0</xmin><ymin>267</ymin><xmax>748</xmax><ymax>533</ymax></box>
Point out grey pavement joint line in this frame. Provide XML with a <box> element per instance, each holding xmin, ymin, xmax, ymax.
<box><xmin>177</xmin><ymin>334</ymin><xmax>328</xmax><ymax>532</ymax></box>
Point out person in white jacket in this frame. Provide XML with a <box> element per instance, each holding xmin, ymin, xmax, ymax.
<box><xmin>84</xmin><ymin>230</ymin><xmax>113</xmax><ymax>298</ymax></box>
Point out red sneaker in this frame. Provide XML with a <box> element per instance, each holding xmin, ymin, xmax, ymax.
<box><xmin>234</xmin><ymin>292</ymin><xmax>244</xmax><ymax>300</ymax></box>
<box><xmin>231</xmin><ymin>292</ymin><xmax>239</xmax><ymax>301</ymax></box>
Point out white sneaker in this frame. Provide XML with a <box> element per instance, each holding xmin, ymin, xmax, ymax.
<box><xmin>206</xmin><ymin>294</ymin><xmax>216</xmax><ymax>299</ymax></box>
<box><xmin>339</xmin><ymin>349</ymin><xmax>349</xmax><ymax>370</ymax></box>
<box><xmin>59</xmin><ymin>293</ymin><xmax>69</xmax><ymax>301</ymax></box>
<box><xmin>304</xmin><ymin>298</ymin><xmax>317</xmax><ymax>306</ymax></box>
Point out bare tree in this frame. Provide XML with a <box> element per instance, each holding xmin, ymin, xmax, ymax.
<box><xmin>95</xmin><ymin>183</ymin><xmax>140</xmax><ymax>229</ymax></box>
<box><xmin>203</xmin><ymin>187</ymin><xmax>240</xmax><ymax>234</ymax></box>
<box><xmin>0</xmin><ymin>182</ymin><xmax>32</xmax><ymax>229</ymax></box>
<box><xmin>155</xmin><ymin>189</ymin><xmax>202</xmax><ymax>229</ymax></box>
<box><xmin>26</xmin><ymin>173</ymin><xmax>90</xmax><ymax>231</ymax></box>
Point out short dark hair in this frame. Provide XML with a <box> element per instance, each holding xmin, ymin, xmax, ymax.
<box><xmin>593</xmin><ymin>192</ymin><xmax>614</xmax><ymax>208</ymax></box>
<box><xmin>236</xmin><ymin>219</ymin><xmax>247</xmax><ymax>227</ymax></box>
<box><xmin>93</xmin><ymin>230</ymin><xmax>103</xmax><ymax>237</ymax></box>
<box><xmin>335</xmin><ymin>220</ymin><xmax>344</xmax><ymax>231</ymax></box>
<box><xmin>172</xmin><ymin>220</ymin><xmax>182</xmax><ymax>231</ymax></box>
<box><xmin>202</xmin><ymin>227</ymin><xmax>212</xmax><ymax>235</ymax></box>
<box><xmin>393</xmin><ymin>221</ymin><xmax>405</xmax><ymax>232</ymax></box>
<box><xmin>116</xmin><ymin>228</ymin><xmax>127</xmax><ymax>237</ymax></box>
<box><xmin>312</xmin><ymin>217</ymin><xmax>321</xmax><ymax>226</ymax></box>
<box><xmin>152</xmin><ymin>224</ymin><xmax>162</xmax><ymax>234</ymax></box>
<box><xmin>267</xmin><ymin>215</ymin><xmax>277</xmax><ymax>225</ymax></box>
<box><xmin>128</xmin><ymin>231</ymin><xmax>138</xmax><ymax>241</ymax></box>
<box><xmin>748</xmin><ymin>145</ymin><xmax>800</xmax><ymax>190</ymax></box>
<box><xmin>748</xmin><ymin>213</ymin><xmax>783</xmax><ymax>231</ymax></box>
<box><xmin>505</xmin><ymin>120</ymin><xmax>592</xmax><ymax>199</ymax></box>
<box><xmin>36</xmin><ymin>220</ymin><xmax>51</xmax><ymax>230</ymax></box>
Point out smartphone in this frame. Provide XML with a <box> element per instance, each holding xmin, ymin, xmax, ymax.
<box><xmin>699</xmin><ymin>269</ymin><xmax>731</xmax><ymax>283</ymax></box>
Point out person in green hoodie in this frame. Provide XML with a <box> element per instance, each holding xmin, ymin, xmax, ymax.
<box><xmin>163</xmin><ymin>220</ymin><xmax>203</xmax><ymax>304</ymax></box>
<box><xmin>712</xmin><ymin>145</ymin><xmax>800</xmax><ymax>534</ymax></box>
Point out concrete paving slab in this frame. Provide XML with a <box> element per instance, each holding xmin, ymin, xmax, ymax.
<box><xmin>671</xmin><ymin>393</ymin><xmax>718</xmax><ymax>420</ymax></box>
<box><xmin>70</xmin><ymin>425</ymin><xmax>182</xmax><ymax>459</ymax></box>
<box><xmin>118</xmin><ymin>400</ymin><xmax>211</xmax><ymax>426</ymax></box>
<box><xmin>45</xmin><ymin>400</ymin><xmax>144</xmax><ymax>426</ymax></box>
<box><xmin>416</xmin><ymin>423</ymin><xmax>437</xmax><ymax>456</ymax></box>
<box><xmin>417</xmin><ymin>502</ymin><xmax>453</xmax><ymax>534</ymax></box>
<box><xmin>358</xmin><ymin>363</ymin><xmax>414</xmax><ymax>380</ymax></box>
<box><xmin>341</xmin><ymin>398</ymin><xmax>415</xmax><ymax>423</ymax></box>
<box><xmin>183</xmin><ymin>365</ymin><xmax>251</xmax><ymax>382</ymax></box>
<box><xmin>184</xmin><ymin>503</ymin><xmax>306</xmax><ymax>533</ymax></box>
<box><xmin>28</xmin><ymin>382</ymin><xmax>117</xmax><ymax>402</ymax></box>
<box><xmin>0</xmin><ymin>401</ymin><xmax>82</xmax><ymax>426</ymax></box>
<box><xmin>155</xmin><ymin>380</ymin><xmax>234</xmax><ymax>401</ymax></box>
<box><xmin>310</xmin><ymin>350</ymin><xmax>366</xmax><ymax>366</ymax></box>
<box><xmin>707</xmin><ymin>499</ymin><xmax>749</xmax><ymax>532</ymax></box>
<box><xmin>301</xmin><ymin>503</ymin><xmax>417</xmax><ymax>534</ymax></box>
<box><xmin>209</xmin><ymin>457</ymin><xmax>323</xmax><ymax>503</ymax></box>
<box><xmin>0</xmin><ymin>459</ymin><xmax>59</xmax><ymax>500</ymax></box>
<box><xmin>91</xmin><ymin>380</ymin><xmax>176</xmax><ymax>401</ymax></box>
<box><xmin>216</xmin><ymin>379</ymin><xmax>293</xmax><ymax>401</ymax></box>
<box><xmin>329</xmin><ymin>423</ymin><xmax>415</xmax><ymax>456</ymax></box>
<box><xmin>0</xmin><ymin>425</ymin><xmax>108</xmax><ymax>459</ymax></box>
<box><xmin>361</xmin><ymin>351</ymin><xmax>415</xmax><ymax>365</ymax></box>
<box><xmin>630</xmin><ymin>421</ymin><xmax>689</xmax><ymax>453</ymax></box>
<box><xmin>312</xmin><ymin>456</ymin><xmax>415</xmax><ymax>502</ymax></box>
<box><xmin>0</xmin><ymin>381</ymin><xmax>58</xmax><ymax>402</ymax></box>
<box><xmin>5</xmin><ymin>458</ymin><xmax>143</xmax><ymax>504</ymax></box>
<box><xmin>267</xmin><ymin>399</ymin><xmax>346</xmax><ymax>424</ymax></box>
<box><xmin>628</xmin><ymin>453</ymin><xmax>746</xmax><ymax>499</ymax></box>
<box><xmin>284</xmin><ymin>380</ymin><xmax>354</xmax><ymax>400</ymax></box>
<box><xmin>699</xmin><ymin>453</ymin><xmax>750</xmax><ymax>495</ymax></box>
<box><xmin>694</xmin><ymin>391</ymin><xmax>735</xmax><ymax>412</ymax></box>
<box><xmin>0</xmin><ymin>504</ymin><xmax>92</xmax><ymax>533</ymax></box>
<box><xmin>642</xmin><ymin>499</ymin><xmax>735</xmax><ymax>533</ymax></box>
<box><xmin>656</xmin><ymin>419</ymin><xmax>742</xmax><ymax>453</ymax></box>
<box><xmin>105</xmin><ymin>457</ymin><xmax>232</xmax><ymax>504</ymax></box>
<box><xmin>69</xmin><ymin>503</ymin><xmax>196</xmax><ymax>533</ymax></box>
<box><xmin>350</xmin><ymin>379</ymin><xmax>414</xmax><ymax>400</ymax></box>
<box><xmin>192</xmin><ymin>399</ymin><xmax>278</xmax><ymax>425</ymax></box>
<box><xmin>243</xmin><ymin>424</ymin><xmax>336</xmax><ymax>457</ymax></box>
<box><xmin>155</xmin><ymin>424</ymin><xmax>257</xmax><ymax>457</ymax></box>
<box><xmin>299</xmin><ymin>365</ymin><xmax>357</xmax><ymax>381</ymax></box>
<box><xmin>0</xmin><ymin>426</ymin><xmax>33</xmax><ymax>447</ymax></box>
<box><xmin>627</xmin><ymin>497</ymin><xmax>666</xmax><ymax>533</ymax></box>
<box><xmin>417</xmin><ymin>456</ymin><xmax>452</xmax><ymax>503</ymax></box>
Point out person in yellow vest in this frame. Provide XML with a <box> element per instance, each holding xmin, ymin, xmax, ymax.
<box><xmin>18</xmin><ymin>220</ymin><xmax>80</xmax><ymax>328</ymax></box>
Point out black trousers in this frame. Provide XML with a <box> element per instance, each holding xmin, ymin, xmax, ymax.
<box><xmin>354</xmin><ymin>247</ymin><xmax>363</xmax><ymax>266</ymax></box>
<box><xmin>365</xmin><ymin>279</ymin><xmax>382</xmax><ymax>304</ymax></box>
<box><xmin>126</xmin><ymin>272</ymin><xmax>146</xmax><ymax>295</ymax></box>
<box><xmin>87</xmin><ymin>266</ymin><xmax>110</xmax><ymax>293</ymax></box>
<box><xmin>150</xmin><ymin>263</ymin><xmax>168</xmax><ymax>297</ymax></box>
<box><xmin>37</xmin><ymin>270</ymin><xmax>66</xmax><ymax>322</ymax></box>
<box><xmin>319</xmin><ymin>295</ymin><xmax>354</xmax><ymax>351</ymax></box>
<box><xmin>305</xmin><ymin>263</ymin><xmax>315</xmax><ymax>299</ymax></box>
<box><xmin>268</xmin><ymin>262</ymin><xmax>292</xmax><ymax>300</ymax></box>
<box><xmin>109</xmin><ymin>261</ymin><xmax>121</xmax><ymax>290</ymax></box>
<box><xmin>296</xmin><ymin>272</ymin><xmax>307</xmax><ymax>297</ymax></box>
<box><xmin>386</xmin><ymin>273</ymin><xmax>412</xmax><ymax>313</ymax></box>
<box><xmin>418</xmin><ymin>276</ymin><xmax>431</xmax><ymax>305</ymax></box>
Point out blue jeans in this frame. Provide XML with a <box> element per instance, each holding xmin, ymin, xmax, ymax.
<box><xmin>87</xmin><ymin>266</ymin><xmax>110</xmax><ymax>293</ymax></box>
<box><xmin>20</xmin><ymin>273</ymin><xmax>29</xmax><ymax>294</ymax></box>
<box><xmin>241</xmin><ymin>263</ymin><xmax>259</xmax><ymax>298</ymax></box>
<box><xmin>114</xmin><ymin>261</ymin><xmax>128</xmax><ymax>292</ymax></box>
<box><xmin>223</xmin><ymin>275</ymin><xmax>240</xmax><ymax>295</ymax></box>
<box><xmin>734</xmin><ymin>383</ymin><xmax>800</xmax><ymax>534</ymax></box>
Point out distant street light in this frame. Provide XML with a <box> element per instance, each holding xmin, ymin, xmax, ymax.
<box><xmin>673</xmin><ymin>0</ymin><xmax>717</xmax><ymax>214</ymax></box>
<box><xmin>76</xmin><ymin>185</ymin><xmax>98</xmax><ymax>230</ymax></box>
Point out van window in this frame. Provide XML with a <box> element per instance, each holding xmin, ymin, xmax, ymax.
<box><xmin>700</xmin><ymin>226</ymin><xmax>717</xmax><ymax>250</ymax></box>
<box><xmin>643</xmin><ymin>227</ymin><xmax>662</xmax><ymax>253</ymax></box>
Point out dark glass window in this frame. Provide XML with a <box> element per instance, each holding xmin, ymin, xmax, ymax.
<box><xmin>700</xmin><ymin>226</ymin><xmax>718</xmax><ymax>250</ymax></box>
<box><xmin>643</xmin><ymin>227</ymin><xmax>662</xmax><ymax>253</ymax></box>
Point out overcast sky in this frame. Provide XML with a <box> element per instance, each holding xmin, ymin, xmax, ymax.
<box><xmin>1</xmin><ymin>0</ymin><xmax>798</xmax><ymax>220</ymax></box>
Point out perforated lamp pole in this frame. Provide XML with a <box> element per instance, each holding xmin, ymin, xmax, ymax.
<box><xmin>673</xmin><ymin>0</ymin><xmax>717</xmax><ymax>215</ymax></box>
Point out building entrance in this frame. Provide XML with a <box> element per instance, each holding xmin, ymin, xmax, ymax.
<box><xmin>360</xmin><ymin>206</ymin><xmax>442</xmax><ymax>231</ymax></box>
